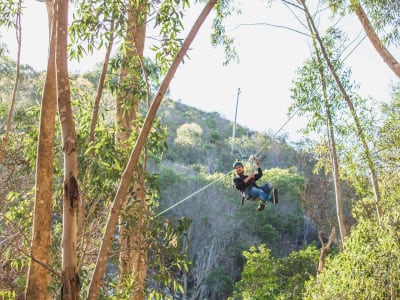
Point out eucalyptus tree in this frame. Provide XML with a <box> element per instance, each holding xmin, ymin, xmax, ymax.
<box><xmin>290</xmin><ymin>27</ymin><xmax>350</xmax><ymax>244</ymax></box>
<box><xmin>87</xmin><ymin>1</ymin><xmax>219</xmax><ymax>298</ymax></box>
<box><xmin>326</xmin><ymin>0</ymin><xmax>400</xmax><ymax>78</ymax></box>
<box><xmin>112</xmin><ymin>2</ymin><xmax>149</xmax><ymax>298</ymax></box>
<box><xmin>70</xmin><ymin>0</ymin><xmax>202</xmax><ymax>297</ymax></box>
<box><xmin>298</xmin><ymin>0</ymin><xmax>383</xmax><ymax>224</ymax></box>
<box><xmin>25</xmin><ymin>0</ymin><xmax>58</xmax><ymax>298</ymax></box>
<box><xmin>55</xmin><ymin>0</ymin><xmax>81</xmax><ymax>297</ymax></box>
<box><xmin>24</xmin><ymin>0</ymin><xmax>80</xmax><ymax>298</ymax></box>
<box><xmin>69</xmin><ymin>0</ymin><xmax>238</xmax><ymax>297</ymax></box>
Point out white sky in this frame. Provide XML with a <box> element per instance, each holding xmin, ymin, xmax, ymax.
<box><xmin>2</xmin><ymin>0</ymin><xmax>399</xmax><ymax>141</ymax></box>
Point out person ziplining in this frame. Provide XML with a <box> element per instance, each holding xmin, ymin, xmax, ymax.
<box><xmin>233</xmin><ymin>156</ymin><xmax>278</xmax><ymax>211</ymax></box>
<box><xmin>157</xmin><ymin>98</ymin><xmax>298</xmax><ymax>217</ymax></box>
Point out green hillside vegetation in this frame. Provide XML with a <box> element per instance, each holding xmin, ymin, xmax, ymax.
<box><xmin>1</xmin><ymin>50</ymin><xmax>399</xmax><ymax>299</ymax></box>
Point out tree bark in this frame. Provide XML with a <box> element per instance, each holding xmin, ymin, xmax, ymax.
<box><xmin>325</xmin><ymin>104</ymin><xmax>347</xmax><ymax>243</ymax></box>
<box><xmin>25</xmin><ymin>1</ymin><xmax>57</xmax><ymax>299</ymax></box>
<box><xmin>87</xmin><ymin>1</ymin><xmax>217</xmax><ymax>298</ymax></box>
<box><xmin>317</xmin><ymin>227</ymin><xmax>335</xmax><ymax>275</ymax></box>
<box><xmin>351</xmin><ymin>0</ymin><xmax>400</xmax><ymax>79</ymax></box>
<box><xmin>55</xmin><ymin>0</ymin><xmax>80</xmax><ymax>298</ymax></box>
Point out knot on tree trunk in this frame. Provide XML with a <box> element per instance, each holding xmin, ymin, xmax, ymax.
<box><xmin>61</xmin><ymin>269</ymin><xmax>80</xmax><ymax>300</ymax></box>
<box><xmin>65</xmin><ymin>174</ymin><xmax>79</xmax><ymax>211</ymax></box>
<box><xmin>63</xmin><ymin>135</ymin><xmax>77</xmax><ymax>154</ymax></box>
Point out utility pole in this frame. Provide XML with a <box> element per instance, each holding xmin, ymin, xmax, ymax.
<box><xmin>231</xmin><ymin>88</ymin><xmax>241</xmax><ymax>155</ymax></box>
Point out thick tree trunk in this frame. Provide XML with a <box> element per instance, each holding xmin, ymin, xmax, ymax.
<box><xmin>114</xmin><ymin>2</ymin><xmax>149</xmax><ymax>298</ymax></box>
<box><xmin>55</xmin><ymin>0</ymin><xmax>80</xmax><ymax>298</ymax></box>
<box><xmin>87</xmin><ymin>1</ymin><xmax>217</xmax><ymax>298</ymax></box>
<box><xmin>25</xmin><ymin>1</ymin><xmax>57</xmax><ymax>299</ymax></box>
<box><xmin>351</xmin><ymin>0</ymin><xmax>400</xmax><ymax>79</ymax></box>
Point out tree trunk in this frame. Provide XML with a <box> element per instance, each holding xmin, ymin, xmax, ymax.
<box><xmin>114</xmin><ymin>2</ymin><xmax>149</xmax><ymax>298</ymax></box>
<box><xmin>87</xmin><ymin>1</ymin><xmax>217</xmax><ymax>298</ymax></box>
<box><xmin>317</xmin><ymin>227</ymin><xmax>335</xmax><ymax>275</ymax></box>
<box><xmin>301</xmin><ymin>0</ymin><xmax>383</xmax><ymax>225</ymax></box>
<box><xmin>88</xmin><ymin>20</ymin><xmax>114</xmax><ymax>149</ymax></box>
<box><xmin>25</xmin><ymin>1</ymin><xmax>57</xmax><ymax>299</ymax></box>
<box><xmin>55</xmin><ymin>0</ymin><xmax>80</xmax><ymax>298</ymax></box>
<box><xmin>312</xmin><ymin>37</ymin><xmax>347</xmax><ymax>244</ymax></box>
<box><xmin>351</xmin><ymin>0</ymin><xmax>400</xmax><ymax>79</ymax></box>
<box><xmin>325</xmin><ymin>105</ymin><xmax>347</xmax><ymax>243</ymax></box>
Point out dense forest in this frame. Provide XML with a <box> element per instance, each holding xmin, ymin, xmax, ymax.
<box><xmin>0</xmin><ymin>0</ymin><xmax>399</xmax><ymax>299</ymax></box>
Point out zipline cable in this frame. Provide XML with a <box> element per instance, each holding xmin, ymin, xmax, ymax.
<box><xmin>156</xmin><ymin>106</ymin><xmax>300</xmax><ymax>217</ymax></box>
<box><xmin>156</xmin><ymin>172</ymin><xmax>227</xmax><ymax>217</ymax></box>
<box><xmin>252</xmin><ymin>106</ymin><xmax>299</xmax><ymax>159</ymax></box>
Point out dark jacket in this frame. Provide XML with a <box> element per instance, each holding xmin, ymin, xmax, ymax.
<box><xmin>233</xmin><ymin>167</ymin><xmax>263</xmax><ymax>192</ymax></box>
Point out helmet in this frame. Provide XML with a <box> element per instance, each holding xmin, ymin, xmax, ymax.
<box><xmin>233</xmin><ymin>161</ymin><xmax>243</xmax><ymax>169</ymax></box>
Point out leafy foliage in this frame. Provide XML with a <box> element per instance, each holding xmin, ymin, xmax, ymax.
<box><xmin>303</xmin><ymin>216</ymin><xmax>400</xmax><ymax>299</ymax></box>
<box><xmin>230</xmin><ymin>244</ymin><xmax>320</xmax><ymax>300</ymax></box>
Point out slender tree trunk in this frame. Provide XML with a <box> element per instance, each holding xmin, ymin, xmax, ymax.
<box><xmin>350</xmin><ymin>0</ymin><xmax>400</xmax><ymax>79</ymax></box>
<box><xmin>25</xmin><ymin>1</ymin><xmax>57</xmax><ymax>299</ymax></box>
<box><xmin>325</xmin><ymin>105</ymin><xmax>347</xmax><ymax>243</ymax></box>
<box><xmin>311</xmin><ymin>36</ymin><xmax>347</xmax><ymax>244</ymax></box>
<box><xmin>0</xmin><ymin>0</ymin><xmax>22</xmax><ymax>163</ymax></box>
<box><xmin>87</xmin><ymin>1</ymin><xmax>217</xmax><ymax>298</ymax></box>
<box><xmin>301</xmin><ymin>0</ymin><xmax>383</xmax><ymax>225</ymax></box>
<box><xmin>55</xmin><ymin>0</ymin><xmax>80</xmax><ymax>298</ymax></box>
<box><xmin>317</xmin><ymin>227</ymin><xmax>335</xmax><ymax>275</ymax></box>
<box><xmin>88</xmin><ymin>20</ymin><xmax>115</xmax><ymax>148</ymax></box>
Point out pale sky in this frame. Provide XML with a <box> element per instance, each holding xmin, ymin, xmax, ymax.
<box><xmin>2</xmin><ymin>1</ymin><xmax>399</xmax><ymax>141</ymax></box>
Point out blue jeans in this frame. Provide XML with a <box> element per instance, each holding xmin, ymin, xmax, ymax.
<box><xmin>247</xmin><ymin>183</ymin><xmax>273</xmax><ymax>203</ymax></box>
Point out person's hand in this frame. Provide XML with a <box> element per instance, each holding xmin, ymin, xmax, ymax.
<box><xmin>245</xmin><ymin>174</ymin><xmax>254</xmax><ymax>183</ymax></box>
<box><xmin>253</xmin><ymin>156</ymin><xmax>260</xmax><ymax>166</ymax></box>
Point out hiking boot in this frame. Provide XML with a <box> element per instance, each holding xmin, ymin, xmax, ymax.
<box><xmin>272</xmin><ymin>188</ymin><xmax>278</xmax><ymax>204</ymax></box>
<box><xmin>257</xmin><ymin>202</ymin><xmax>265</xmax><ymax>211</ymax></box>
